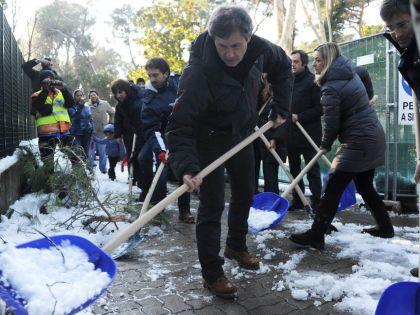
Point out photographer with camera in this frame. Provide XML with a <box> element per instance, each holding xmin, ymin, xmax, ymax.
<box><xmin>31</xmin><ymin>70</ymin><xmax>75</xmax><ymax>177</ymax></box>
<box><xmin>22</xmin><ymin>57</ymin><xmax>61</xmax><ymax>92</ymax></box>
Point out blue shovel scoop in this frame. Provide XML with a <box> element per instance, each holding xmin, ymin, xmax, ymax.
<box><xmin>249</xmin><ymin>150</ymin><xmax>325</xmax><ymax>232</ymax></box>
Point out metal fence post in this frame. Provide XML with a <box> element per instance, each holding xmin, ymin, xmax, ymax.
<box><xmin>392</xmin><ymin>46</ymin><xmax>399</xmax><ymax>201</ymax></box>
<box><xmin>385</xmin><ymin>41</ymin><xmax>391</xmax><ymax>200</ymax></box>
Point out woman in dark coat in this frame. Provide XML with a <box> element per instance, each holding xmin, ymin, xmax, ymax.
<box><xmin>290</xmin><ymin>42</ymin><xmax>394</xmax><ymax>250</ymax></box>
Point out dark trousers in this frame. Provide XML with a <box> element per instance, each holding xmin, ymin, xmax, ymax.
<box><xmin>39</xmin><ymin>135</ymin><xmax>78</xmax><ymax>173</ymax></box>
<box><xmin>73</xmin><ymin>133</ymin><xmax>92</xmax><ymax>159</ymax></box>
<box><xmin>137</xmin><ymin>138</ymin><xmax>190</xmax><ymax>209</ymax></box>
<box><xmin>136</xmin><ymin>139</ymin><xmax>155</xmax><ymax>197</ymax></box>
<box><xmin>108</xmin><ymin>156</ymin><xmax>119</xmax><ymax>180</ymax></box>
<box><xmin>197</xmin><ymin>137</ymin><xmax>254</xmax><ymax>283</ymax></box>
<box><xmin>38</xmin><ymin>135</ymin><xmax>79</xmax><ymax>193</ymax></box>
<box><xmin>254</xmin><ymin>139</ymin><xmax>287</xmax><ymax>195</ymax></box>
<box><xmin>288</xmin><ymin>145</ymin><xmax>322</xmax><ymax>206</ymax></box>
<box><xmin>123</xmin><ymin>132</ymin><xmax>141</xmax><ymax>186</ymax></box>
<box><xmin>313</xmin><ymin>168</ymin><xmax>390</xmax><ymax>234</ymax></box>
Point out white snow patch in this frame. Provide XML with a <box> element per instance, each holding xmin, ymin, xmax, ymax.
<box><xmin>248</xmin><ymin>207</ymin><xmax>279</xmax><ymax>230</ymax></box>
<box><xmin>0</xmin><ymin>242</ymin><xmax>111</xmax><ymax>315</ymax></box>
<box><xmin>275</xmin><ymin>219</ymin><xmax>418</xmax><ymax>315</ymax></box>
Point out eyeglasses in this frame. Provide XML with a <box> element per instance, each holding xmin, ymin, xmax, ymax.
<box><xmin>385</xmin><ymin>20</ymin><xmax>412</xmax><ymax>34</ymax></box>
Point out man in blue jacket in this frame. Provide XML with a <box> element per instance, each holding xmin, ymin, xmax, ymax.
<box><xmin>139</xmin><ymin>57</ymin><xmax>193</xmax><ymax>222</ymax></box>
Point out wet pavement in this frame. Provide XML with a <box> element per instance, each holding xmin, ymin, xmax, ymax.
<box><xmin>92</xmin><ymin>183</ymin><xmax>418</xmax><ymax>315</ymax></box>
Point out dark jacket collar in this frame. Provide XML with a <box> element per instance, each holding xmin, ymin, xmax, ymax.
<box><xmin>322</xmin><ymin>55</ymin><xmax>354</xmax><ymax>84</ymax></box>
<box><xmin>189</xmin><ymin>31</ymin><xmax>270</xmax><ymax>85</ymax></box>
<box><xmin>294</xmin><ymin>67</ymin><xmax>310</xmax><ymax>82</ymax></box>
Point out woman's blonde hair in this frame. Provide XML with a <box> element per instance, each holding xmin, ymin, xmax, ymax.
<box><xmin>314</xmin><ymin>42</ymin><xmax>341</xmax><ymax>85</ymax></box>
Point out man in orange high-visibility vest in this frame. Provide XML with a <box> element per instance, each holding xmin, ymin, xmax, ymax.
<box><xmin>31</xmin><ymin>70</ymin><xmax>75</xmax><ymax>180</ymax></box>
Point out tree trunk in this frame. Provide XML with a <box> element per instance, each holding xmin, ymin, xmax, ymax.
<box><xmin>357</xmin><ymin>4</ymin><xmax>366</xmax><ymax>37</ymax></box>
<box><xmin>26</xmin><ymin>13</ymin><xmax>38</xmax><ymax>60</ymax></box>
<box><xmin>325</xmin><ymin>0</ymin><xmax>333</xmax><ymax>41</ymax></box>
<box><xmin>274</xmin><ymin>0</ymin><xmax>285</xmax><ymax>44</ymax></box>
<box><xmin>279</xmin><ymin>0</ymin><xmax>297</xmax><ymax>53</ymax></box>
<box><xmin>313</xmin><ymin>0</ymin><xmax>327</xmax><ymax>43</ymax></box>
<box><xmin>301</xmin><ymin>0</ymin><xmax>322</xmax><ymax>43</ymax></box>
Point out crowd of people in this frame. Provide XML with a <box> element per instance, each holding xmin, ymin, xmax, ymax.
<box><xmin>21</xmin><ymin>0</ymin><xmax>419</xmax><ymax>298</ymax></box>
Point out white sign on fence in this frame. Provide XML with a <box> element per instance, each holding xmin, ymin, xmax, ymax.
<box><xmin>356</xmin><ymin>54</ymin><xmax>374</xmax><ymax>66</ymax></box>
<box><xmin>398</xmin><ymin>74</ymin><xmax>414</xmax><ymax>125</ymax></box>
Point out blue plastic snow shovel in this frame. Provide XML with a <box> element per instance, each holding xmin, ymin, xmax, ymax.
<box><xmin>295</xmin><ymin>121</ymin><xmax>357</xmax><ymax>211</ymax></box>
<box><xmin>0</xmin><ymin>235</ymin><xmax>117</xmax><ymax>315</ymax></box>
<box><xmin>374</xmin><ymin>281</ymin><xmax>420</xmax><ymax>315</ymax></box>
<box><xmin>249</xmin><ymin>192</ymin><xmax>289</xmax><ymax>233</ymax></box>
<box><xmin>253</xmin><ymin>128</ymin><xmax>337</xmax><ymax>233</ymax></box>
<box><xmin>249</xmin><ymin>150</ymin><xmax>325</xmax><ymax>233</ymax></box>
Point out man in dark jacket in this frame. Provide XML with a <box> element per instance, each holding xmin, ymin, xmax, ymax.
<box><xmin>22</xmin><ymin>57</ymin><xmax>61</xmax><ymax>92</ymax></box>
<box><xmin>254</xmin><ymin>74</ymin><xmax>287</xmax><ymax>194</ymax></box>
<box><xmin>381</xmin><ymin>0</ymin><xmax>420</xmax><ymax>278</ymax></box>
<box><xmin>166</xmin><ymin>5</ymin><xmax>291</xmax><ymax>298</ymax></box>
<box><xmin>138</xmin><ymin>57</ymin><xmax>193</xmax><ymax>221</ymax></box>
<box><xmin>288</xmin><ymin>50</ymin><xmax>323</xmax><ymax>211</ymax></box>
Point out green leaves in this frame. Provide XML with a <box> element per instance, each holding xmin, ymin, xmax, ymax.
<box><xmin>132</xmin><ymin>0</ymin><xmax>209</xmax><ymax>75</ymax></box>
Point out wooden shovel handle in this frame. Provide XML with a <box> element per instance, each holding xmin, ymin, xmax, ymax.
<box><xmin>294</xmin><ymin>121</ymin><xmax>332</xmax><ymax>168</ymax></box>
<box><xmin>102</xmin><ymin>121</ymin><xmax>274</xmax><ymax>253</ymax></box>
<box><xmin>139</xmin><ymin>162</ymin><xmax>165</xmax><ymax>217</ymax></box>
<box><xmin>282</xmin><ymin>150</ymin><xmax>324</xmax><ymax>197</ymax></box>
<box><xmin>256</xmin><ymin>127</ymin><xmax>309</xmax><ymax>206</ymax></box>
<box><xmin>128</xmin><ymin>134</ymin><xmax>137</xmax><ymax>197</ymax></box>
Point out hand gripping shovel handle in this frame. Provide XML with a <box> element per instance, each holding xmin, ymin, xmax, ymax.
<box><xmin>139</xmin><ymin>162</ymin><xmax>165</xmax><ymax>217</ymax></box>
<box><xmin>128</xmin><ymin>134</ymin><xmax>137</xmax><ymax>197</ymax></box>
<box><xmin>102</xmin><ymin>121</ymin><xmax>274</xmax><ymax>253</ymax></box>
<box><xmin>294</xmin><ymin>121</ymin><xmax>332</xmax><ymax>168</ymax></box>
<box><xmin>255</xmin><ymin>127</ymin><xmax>309</xmax><ymax>208</ymax></box>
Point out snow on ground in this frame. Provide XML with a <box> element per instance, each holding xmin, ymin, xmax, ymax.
<box><xmin>251</xmin><ymin>218</ymin><xmax>419</xmax><ymax>315</ymax></box>
<box><xmin>0</xmin><ymin>139</ymin><xmax>39</xmax><ymax>175</ymax></box>
<box><xmin>0</xmin><ymin>145</ymin><xmax>418</xmax><ymax>315</ymax></box>
<box><xmin>0</xmin><ymin>145</ymin><xmax>147</xmax><ymax>314</ymax></box>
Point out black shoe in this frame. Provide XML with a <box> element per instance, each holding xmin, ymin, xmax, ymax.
<box><xmin>410</xmin><ymin>267</ymin><xmax>418</xmax><ymax>277</ymax></box>
<box><xmin>137</xmin><ymin>191</ymin><xmax>147</xmax><ymax>202</ymax></box>
<box><xmin>362</xmin><ymin>226</ymin><xmax>394</xmax><ymax>238</ymax></box>
<box><xmin>288</xmin><ymin>202</ymin><xmax>304</xmax><ymax>211</ymax></box>
<box><xmin>289</xmin><ymin>230</ymin><xmax>325</xmax><ymax>250</ymax></box>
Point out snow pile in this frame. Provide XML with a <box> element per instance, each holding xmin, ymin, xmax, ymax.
<box><xmin>272</xmin><ymin>220</ymin><xmax>418</xmax><ymax>315</ymax></box>
<box><xmin>248</xmin><ymin>207</ymin><xmax>279</xmax><ymax>230</ymax></box>
<box><xmin>0</xmin><ymin>241</ymin><xmax>111</xmax><ymax>315</ymax></box>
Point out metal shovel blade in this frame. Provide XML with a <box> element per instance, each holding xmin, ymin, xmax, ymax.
<box><xmin>111</xmin><ymin>231</ymin><xmax>145</xmax><ymax>259</ymax></box>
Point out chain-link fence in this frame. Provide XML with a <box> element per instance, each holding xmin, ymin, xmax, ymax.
<box><xmin>0</xmin><ymin>6</ymin><xmax>34</xmax><ymax>159</ymax></box>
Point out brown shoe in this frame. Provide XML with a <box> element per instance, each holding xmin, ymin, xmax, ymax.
<box><xmin>203</xmin><ymin>276</ymin><xmax>237</xmax><ymax>299</ymax></box>
<box><xmin>179</xmin><ymin>211</ymin><xmax>195</xmax><ymax>224</ymax></box>
<box><xmin>224</xmin><ymin>247</ymin><xmax>260</xmax><ymax>270</ymax></box>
